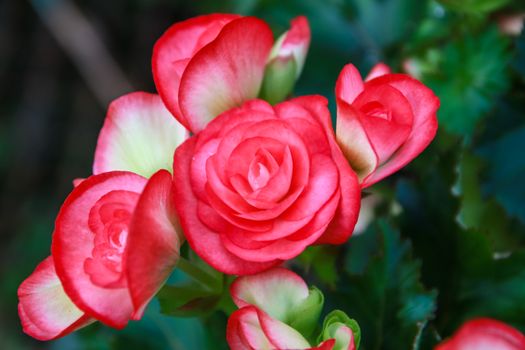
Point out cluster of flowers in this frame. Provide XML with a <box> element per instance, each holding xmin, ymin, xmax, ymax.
<box><xmin>17</xmin><ymin>13</ymin><xmax>525</xmax><ymax>350</ymax></box>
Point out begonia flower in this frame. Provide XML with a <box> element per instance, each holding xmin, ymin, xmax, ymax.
<box><xmin>435</xmin><ymin>318</ymin><xmax>525</xmax><ymax>350</ymax></box>
<box><xmin>19</xmin><ymin>170</ymin><xmax>181</xmax><ymax>339</ymax></box>
<box><xmin>227</xmin><ymin>267</ymin><xmax>358</xmax><ymax>350</ymax></box>
<box><xmin>335</xmin><ymin>63</ymin><xmax>439</xmax><ymax>188</ymax></box>
<box><xmin>173</xmin><ymin>97</ymin><xmax>360</xmax><ymax>275</ymax></box>
<box><xmin>153</xmin><ymin>14</ymin><xmax>310</xmax><ymax>133</ymax></box>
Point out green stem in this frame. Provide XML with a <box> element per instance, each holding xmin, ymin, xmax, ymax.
<box><xmin>176</xmin><ymin>256</ymin><xmax>220</xmax><ymax>290</ymax></box>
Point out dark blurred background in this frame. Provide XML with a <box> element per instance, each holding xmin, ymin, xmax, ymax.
<box><xmin>2</xmin><ymin>0</ymin><xmax>525</xmax><ymax>349</ymax></box>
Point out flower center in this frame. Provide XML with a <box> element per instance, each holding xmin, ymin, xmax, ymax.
<box><xmin>247</xmin><ymin>148</ymin><xmax>279</xmax><ymax>191</ymax></box>
<box><xmin>84</xmin><ymin>190</ymin><xmax>140</xmax><ymax>288</ymax></box>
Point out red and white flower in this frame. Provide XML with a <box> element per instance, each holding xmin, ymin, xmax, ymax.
<box><xmin>435</xmin><ymin>318</ymin><xmax>525</xmax><ymax>350</ymax></box>
<box><xmin>153</xmin><ymin>14</ymin><xmax>310</xmax><ymax>133</ymax></box>
<box><xmin>19</xmin><ymin>92</ymin><xmax>186</xmax><ymax>340</ymax></box>
<box><xmin>173</xmin><ymin>97</ymin><xmax>360</xmax><ymax>275</ymax></box>
<box><xmin>335</xmin><ymin>63</ymin><xmax>439</xmax><ymax>188</ymax></box>
<box><xmin>227</xmin><ymin>267</ymin><xmax>357</xmax><ymax>350</ymax></box>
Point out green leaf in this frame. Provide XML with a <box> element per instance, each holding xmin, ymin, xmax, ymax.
<box><xmin>478</xmin><ymin>125</ymin><xmax>525</xmax><ymax>224</ymax></box>
<box><xmin>439</xmin><ymin>0</ymin><xmax>512</xmax><ymax>14</ymax></box>
<box><xmin>423</xmin><ymin>27</ymin><xmax>511</xmax><ymax>135</ymax></box>
<box><xmin>452</xmin><ymin>150</ymin><xmax>520</xmax><ymax>250</ymax></box>
<box><xmin>335</xmin><ymin>221</ymin><xmax>437</xmax><ymax>350</ymax></box>
<box><xmin>297</xmin><ymin>245</ymin><xmax>340</xmax><ymax>287</ymax></box>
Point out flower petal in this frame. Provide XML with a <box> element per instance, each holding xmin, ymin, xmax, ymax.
<box><xmin>152</xmin><ymin>14</ymin><xmax>239</xmax><ymax>128</ymax></box>
<box><xmin>287</xmin><ymin>95</ymin><xmax>361</xmax><ymax>245</ymax></box>
<box><xmin>179</xmin><ymin>17</ymin><xmax>274</xmax><ymax>132</ymax></box>
<box><xmin>52</xmin><ymin>172</ymin><xmax>147</xmax><ymax>328</ymax></box>
<box><xmin>93</xmin><ymin>92</ymin><xmax>188</xmax><ymax>178</ymax></box>
<box><xmin>173</xmin><ymin>137</ymin><xmax>279</xmax><ymax>275</ymax></box>
<box><xmin>365</xmin><ymin>62</ymin><xmax>391</xmax><ymax>81</ymax></box>
<box><xmin>335</xmin><ymin>101</ymin><xmax>378</xmax><ymax>180</ymax></box>
<box><xmin>18</xmin><ymin>257</ymin><xmax>93</xmax><ymax>340</ymax></box>
<box><xmin>361</xmin><ymin>74</ymin><xmax>439</xmax><ymax>187</ymax></box>
<box><xmin>230</xmin><ymin>267</ymin><xmax>309</xmax><ymax>320</ymax></box>
<box><xmin>436</xmin><ymin>318</ymin><xmax>525</xmax><ymax>350</ymax></box>
<box><xmin>126</xmin><ymin>170</ymin><xmax>181</xmax><ymax>319</ymax></box>
<box><xmin>257</xmin><ymin>308</ymin><xmax>311</xmax><ymax>349</ymax></box>
<box><xmin>227</xmin><ymin>306</ymin><xmax>275</xmax><ymax>350</ymax></box>
<box><xmin>336</xmin><ymin>64</ymin><xmax>364</xmax><ymax>105</ymax></box>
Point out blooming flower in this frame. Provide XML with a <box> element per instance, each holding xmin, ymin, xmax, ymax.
<box><xmin>173</xmin><ymin>97</ymin><xmax>360</xmax><ymax>275</ymax></box>
<box><xmin>153</xmin><ymin>14</ymin><xmax>310</xmax><ymax>133</ymax></box>
<box><xmin>18</xmin><ymin>92</ymin><xmax>186</xmax><ymax>340</ymax></box>
<box><xmin>335</xmin><ymin>63</ymin><xmax>439</xmax><ymax>188</ymax></box>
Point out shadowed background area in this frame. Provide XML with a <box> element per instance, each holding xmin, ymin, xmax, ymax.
<box><xmin>1</xmin><ymin>0</ymin><xmax>525</xmax><ymax>349</ymax></box>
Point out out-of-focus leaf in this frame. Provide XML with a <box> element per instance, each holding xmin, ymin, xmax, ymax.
<box><xmin>450</xmin><ymin>230</ymin><xmax>525</xmax><ymax>333</ymax></box>
<box><xmin>478</xmin><ymin>125</ymin><xmax>525</xmax><ymax>224</ymax></box>
<box><xmin>423</xmin><ymin>27</ymin><xmax>511</xmax><ymax>135</ymax></box>
<box><xmin>335</xmin><ymin>221</ymin><xmax>437</xmax><ymax>350</ymax></box>
<box><xmin>297</xmin><ymin>245</ymin><xmax>339</xmax><ymax>287</ymax></box>
<box><xmin>514</xmin><ymin>31</ymin><xmax>525</xmax><ymax>81</ymax></box>
<box><xmin>439</xmin><ymin>0</ymin><xmax>512</xmax><ymax>14</ymax></box>
<box><xmin>452</xmin><ymin>150</ymin><xmax>520</xmax><ymax>250</ymax></box>
<box><xmin>349</xmin><ymin>0</ymin><xmax>429</xmax><ymax>48</ymax></box>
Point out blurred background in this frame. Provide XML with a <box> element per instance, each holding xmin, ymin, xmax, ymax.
<box><xmin>1</xmin><ymin>0</ymin><xmax>525</xmax><ymax>349</ymax></box>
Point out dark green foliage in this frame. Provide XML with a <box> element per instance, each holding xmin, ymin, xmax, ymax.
<box><xmin>3</xmin><ymin>0</ymin><xmax>525</xmax><ymax>349</ymax></box>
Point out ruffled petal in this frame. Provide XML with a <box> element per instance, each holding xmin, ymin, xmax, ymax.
<box><xmin>52</xmin><ymin>172</ymin><xmax>147</xmax><ymax>328</ymax></box>
<box><xmin>173</xmin><ymin>138</ymin><xmax>279</xmax><ymax>275</ymax></box>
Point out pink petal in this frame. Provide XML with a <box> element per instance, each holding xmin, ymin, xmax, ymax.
<box><xmin>361</xmin><ymin>74</ymin><xmax>439</xmax><ymax>187</ymax></box>
<box><xmin>365</xmin><ymin>62</ymin><xmax>391</xmax><ymax>81</ymax></box>
<box><xmin>179</xmin><ymin>17</ymin><xmax>274</xmax><ymax>132</ymax></box>
<box><xmin>270</xmin><ymin>16</ymin><xmax>311</xmax><ymax>78</ymax></box>
<box><xmin>152</xmin><ymin>14</ymin><xmax>239</xmax><ymax>128</ymax></box>
<box><xmin>230</xmin><ymin>267</ymin><xmax>309</xmax><ymax>319</ymax></box>
<box><xmin>125</xmin><ymin>170</ymin><xmax>182</xmax><ymax>319</ymax></box>
<box><xmin>227</xmin><ymin>307</ymin><xmax>275</xmax><ymax>350</ymax></box>
<box><xmin>257</xmin><ymin>308</ymin><xmax>311</xmax><ymax>349</ymax></box>
<box><xmin>173</xmin><ymin>138</ymin><xmax>279</xmax><ymax>275</ymax></box>
<box><xmin>93</xmin><ymin>92</ymin><xmax>188</xmax><ymax>178</ymax></box>
<box><xmin>52</xmin><ymin>172</ymin><xmax>147</xmax><ymax>328</ymax></box>
<box><xmin>335</xmin><ymin>101</ymin><xmax>378</xmax><ymax>181</ymax></box>
<box><xmin>353</xmin><ymin>83</ymin><xmax>414</xmax><ymax>164</ymax></box>
<box><xmin>336</xmin><ymin>64</ymin><xmax>364</xmax><ymax>105</ymax></box>
<box><xmin>18</xmin><ymin>257</ymin><xmax>93</xmax><ymax>340</ymax></box>
<box><xmin>436</xmin><ymin>318</ymin><xmax>525</xmax><ymax>350</ymax></box>
<box><xmin>285</xmin><ymin>96</ymin><xmax>361</xmax><ymax>245</ymax></box>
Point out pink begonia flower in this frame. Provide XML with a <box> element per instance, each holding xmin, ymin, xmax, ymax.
<box><xmin>335</xmin><ymin>63</ymin><xmax>439</xmax><ymax>188</ymax></box>
<box><xmin>153</xmin><ymin>14</ymin><xmax>310</xmax><ymax>133</ymax></box>
<box><xmin>173</xmin><ymin>97</ymin><xmax>360</xmax><ymax>275</ymax></box>
<box><xmin>435</xmin><ymin>318</ymin><xmax>525</xmax><ymax>350</ymax></box>
<box><xmin>19</xmin><ymin>92</ymin><xmax>186</xmax><ymax>340</ymax></box>
<box><xmin>227</xmin><ymin>268</ymin><xmax>356</xmax><ymax>350</ymax></box>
